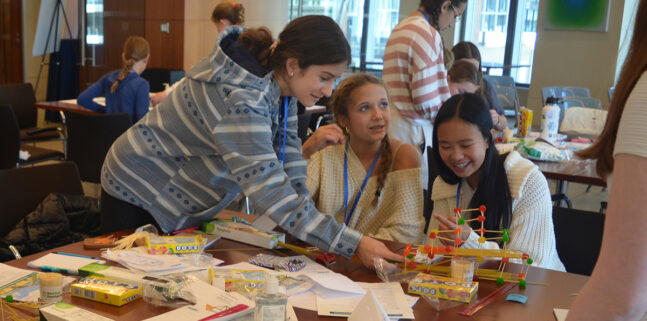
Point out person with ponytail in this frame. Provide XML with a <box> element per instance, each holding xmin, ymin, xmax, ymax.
<box><xmin>101</xmin><ymin>16</ymin><xmax>405</xmax><ymax>269</ymax></box>
<box><xmin>566</xmin><ymin>0</ymin><xmax>647</xmax><ymax>319</ymax></box>
<box><xmin>77</xmin><ymin>36</ymin><xmax>150</xmax><ymax>123</ymax></box>
<box><xmin>150</xmin><ymin>1</ymin><xmax>246</xmax><ymax>106</ymax></box>
<box><xmin>447</xmin><ymin>59</ymin><xmax>480</xmax><ymax>95</ymax></box>
<box><xmin>382</xmin><ymin>0</ymin><xmax>466</xmax><ymax>188</ymax></box>
<box><xmin>452</xmin><ymin>41</ymin><xmax>507</xmax><ymax>131</ymax></box>
<box><xmin>306</xmin><ymin>74</ymin><xmax>424</xmax><ymax>244</ymax></box>
<box><xmin>212</xmin><ymin>0</ymin><xmax>245</xmax><ymax>33</ymax></box>
<box><xmin>427</xmin><ymin>93</ymin><xmax>564</xmax><ymax>271</ymax></box>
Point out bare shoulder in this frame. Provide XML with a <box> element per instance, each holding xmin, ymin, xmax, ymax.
<box><xmin>390</xmin><ymin>138</ymin><xmax>422</xmax><ymax>171</ymax></box>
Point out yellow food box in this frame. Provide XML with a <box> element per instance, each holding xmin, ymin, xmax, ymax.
<box><xmin>71</xmin><ymin>276</ymin><xmax>142</xmax><ymax>306</ymax></box>
<box><xmin>145</xmin><ymin>234</ymin><xmax>204</xmax><ymax>254</ymax></box>
<box><xmin>518</xmin><ymin>107</ymin><xmax>533</xmax><ymax>138</ymax></box>
<box><xmin>408</xmin><ymin>273</ymin><xmax>478</xmax><ymax>303</ymax></box>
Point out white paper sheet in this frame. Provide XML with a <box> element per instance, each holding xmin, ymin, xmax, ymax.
<box><xmin>316</xmin><ymin>282</ymin><xmax>414</xmax><ymax>319</ymax></box>
<box><xmin>0</xmin><ymin>263</ymin><xmax>35</xmax><ymax>289</ymax></box>
<box><xmin>102</xmin><ymin>247</ymin><xmax>223</xmax><ymax>275</ymax></box>
<box><xmin>27</xmin><ymin>253</ymin><xmax>105</xmax><ymax>274</ymax></box>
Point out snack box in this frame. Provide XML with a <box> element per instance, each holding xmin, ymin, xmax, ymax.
<box><xmin>202</xmin><ymin>220</ymin><xmax>285</xmax><ymax>249</ymax></box>
<box><xmin>408</xmin><ymin>273</ymin><xmax>478</xmax><ymax>303</ymax></box>
<box><xmin>145</xmin><ymin>234</ymin><xmax>204</xmax><ymax>254</ymax></box>
<box><xmin>71</xmin><ymin>276</ymin><xmax>142</xmax><ymax>306</ymax></box>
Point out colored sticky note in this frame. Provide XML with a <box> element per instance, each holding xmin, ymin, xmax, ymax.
<box><xmin>506</xmin><ymin>293</ymin><xmax>528</xmax><ymax>304</ymax></box>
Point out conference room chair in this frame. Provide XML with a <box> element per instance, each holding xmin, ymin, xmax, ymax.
<box><xmin>0</xmin><ymin>83</ymin><xmax>65</xmax><ymax>145</ymax></box>
<box><xmin>0</xmin><ymin>105</ymin><xmax>64</xmax><ymax>168</ymax></box>
<box><xmin>64</xmin><ymin>111</ymin><xmax>133</xmax><ymax>184</ymax></box>
<box><xmin>552</xmin><ymin>206</ymin><xmax>605</xmax><ymax>276</ymax></box>
<box><xmin>541</xmin><ymin>86</ymin><xmax>591</xmax><ymax>104</ymax></box>
<box><xmin>0</xmin><ymin>161</ymin><xmax>83</xmax><ymax>237</ymax></box>
<box><xmin>140</xmin><ymin>68</ymin><xmax>186</xmax><ymax>92</ymax></box>
<box><xmin>484</xmin><ymin>75</ymin><xmax>519</xmax><ymax>129</ymax></box>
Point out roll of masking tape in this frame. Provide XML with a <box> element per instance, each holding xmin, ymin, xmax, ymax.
<box><xmin>39</xmin><ymin>272</ymin><xmax>63</xmax><ymax>303</ymax></box>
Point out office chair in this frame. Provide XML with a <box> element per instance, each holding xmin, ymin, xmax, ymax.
<box><xmin>0</xmin><ymin>162</ymin><xmax>83</xmax><ymax>237</ymax></box>
<box><xmin>0</xmin><ymin>105</ymin><xmax>65</xmax><ymax>168</ymax></box>
<box><xmin>0</xmin><ymin>83</ymin><xmax>64</xmax><ymax>144</ymax></box>
<box><xmin>140</xmin><ymin>68</ymin><xmax>186</xmax><ymax>92</ymax></box>
<box><xmin>484</xmin><ymin>75</ymin><xmax>519</xmax><ymax>129</ymax></box>
<box><xmin>64</xmin><ymin>111</ymin><xmax>133</xmax><ymax>183</ymax></box>
<box><xmin>552</xmin><ymin>206</ymin><xmax>605</xmax><ymax>276</ymax></box>
<box><xmin>541</xmin><ymin>86</ymin><xmax>591</xmax><ymax>105</ymax></box>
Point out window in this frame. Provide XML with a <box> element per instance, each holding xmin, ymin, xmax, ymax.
<box><xmin>86</xmin><ymin>0</ymin><xmax>103</xmax><ymax>45</ymax></box>
<box><xmin>458</xmin><ymin>0</ymin><xmax>539</xmax><ymax>85</ymax></box>
<box><xmin>289</xmin><ymin>0</ymin><xmax>400</xmax><ymax>71</ymax></box>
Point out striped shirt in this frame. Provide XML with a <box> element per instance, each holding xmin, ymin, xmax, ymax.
<box><xmin>101</xmin><ymin>26</ymin><xmax>363</xmax><ymax>257</ymax></box>
<box><xmin>382</xmin><ymin>13</ymin><xmax>450</xmax><ymax>121</ymax></box>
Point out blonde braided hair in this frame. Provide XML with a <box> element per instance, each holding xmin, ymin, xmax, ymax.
<box><xmin>331</xmin><ymin>73</ymin><xmax>393</xmax><ymax>204</ymax></box>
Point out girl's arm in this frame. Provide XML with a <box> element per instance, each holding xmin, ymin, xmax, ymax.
<box><xmin>77</xmin><ymin>75</ymin><xmax>107</xmax><ymax>112</ymax></box>
<box><xmin>505</xmin><ymin>169</ymin><xmax>561</xmax><ymax>269</ymax></box>
<box><xmin>372</xmin><ymin>168</ymin><xmax>425</xmax><ymax>244</ymax></box>
<box><xmin>134</xmin><ymin>80</ymin><xmax>151</xmax><ymax>122</ymax></box>
<box><xmin>566</xmin><ymin>154</ymin><xmax>647</xmax><ymax>321</ymax></box>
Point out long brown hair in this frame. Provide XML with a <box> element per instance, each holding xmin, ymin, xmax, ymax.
<box><xmin>237</xmin><ymin>15</ymin><xmax>351</xmax><ymax>77</ymax></box>
<box><xmin>212</xmin><ymin>0</ymin><xmax>245</xmax><ymax>25</ymax></box>
<box><xmin>449</xmin><ymin>59</ymin><xmax>480</xmax><ymax>86</ymax></box>
<box><xmin>577</xmin><ymin>0</ymin><xmax>647</xmax><ymax>179</ymax></box>
<box><xmin>111</xmin><ymin>36</ymin><xmax>149</xmax><ymax>93</ymax></box>
<box><xmin>331</xmin><ymin>74</ymin><xmax>393</xmax><ymax>200</ymax></box>
<box><xmin>420</xmin><ymin>0</ymin><xmax>467</xmax><ymax>30</ymax></box>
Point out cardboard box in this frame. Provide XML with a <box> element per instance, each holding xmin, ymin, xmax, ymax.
<box><xmin>203</xmin><ymin>220</ymin><xmax>284</xmax><ymax>249</ymax></box>
<box><xmin>145</xmin><ymin>234</ymin><xmax>204</xmax><ymax>254</ymax></box>
<box><xmin>408</xmin><ymin>273</ymin><xmax>478</xmax><ymax>303</ymax></box>
<box><xmin>71</xmin><ymin>276</ymin><xmax>142</xmax><ymax>306</ymax></box>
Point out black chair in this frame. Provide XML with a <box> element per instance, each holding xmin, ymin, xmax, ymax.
<box><xmin>64</xmin><ymin>111</ymin><xmax>133</xmax><ymax>183</ymax></box>
<box><xmin>552</xmin><ymin>206</ymin><xmax>605</xmax><ymax>276</ymax></box>
<box><xmin>140</xmin><ymin>68</ymin><xmax>185</xmax><ymax>92</ymax></box>
<box><xmin>0</xmin><ymin>83</ymin><xmax>64</xmax><ymax>144</ymax></box>
<box><xmin>0</xmin><ymin>105</ymin><xmax>64</xmax><ymax>168</ymax></box>
<box><xmin>0</xmin><ymin>161</ymin><xmax>83</xmax><ymax>237</ymax></box>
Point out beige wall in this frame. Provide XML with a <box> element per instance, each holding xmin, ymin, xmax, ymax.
<box><xmin>183</xmin><ymin>0</ymin><xmax>289</xmax><ymax>71</ymax></box>
<box><xmin>527</xmin><ymin>0</ymin><xmax>626</xmax><ymax>127</ymax></box>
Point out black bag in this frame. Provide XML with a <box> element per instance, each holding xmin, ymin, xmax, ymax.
<box><xmin>0</xmin><ymin>193</ymin><xmax>101</xmax><ymax>262</ymax></box>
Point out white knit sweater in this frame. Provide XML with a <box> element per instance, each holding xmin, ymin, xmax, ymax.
<box><xmin>427</xmin><ymin>151</ymin><xmax>565</xmax><ymax>271</ymax></box>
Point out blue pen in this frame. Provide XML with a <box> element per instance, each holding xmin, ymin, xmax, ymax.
<box><xmin>54</xmin><ymin>252</ymin><xmax>101</xmax><ymax>261</ymax></box>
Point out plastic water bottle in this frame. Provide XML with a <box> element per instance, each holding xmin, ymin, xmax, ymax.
<box><xmin>540</xmin><ymin>97</ymin><xmax>562</xmax><ymax>142</ymax></box>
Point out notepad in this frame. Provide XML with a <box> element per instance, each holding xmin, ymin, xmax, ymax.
<box><xmin>27</xmin><ymin>253</ymin><xmax>105</xmax><ymax>275</ymax></box>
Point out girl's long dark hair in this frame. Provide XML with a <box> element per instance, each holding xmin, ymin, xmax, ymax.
<box><xmin>432</xmin><ymin>93</ymin><xmax>512</xmax><ymax>233</ymax></box>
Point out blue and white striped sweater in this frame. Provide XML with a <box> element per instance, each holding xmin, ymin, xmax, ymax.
<box><xmin>101</xmin><ymin>26</ymin><xmax>363</xmax><ymax>257</ymax></box>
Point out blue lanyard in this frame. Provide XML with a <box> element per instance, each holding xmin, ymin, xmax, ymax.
<box><xmin>417</xmin><ymin>8</ymin><xmax>431</xmax><ymax>25</ymax></box>
<box><xmin>343</xmin><ymin>139</ymin><xmax>381</xmax><ymax>225</ymax></box>
<box><xmin>279</xmin><ymin>97</ymin><xmax>288</xmax><ymax>164</ymax></box>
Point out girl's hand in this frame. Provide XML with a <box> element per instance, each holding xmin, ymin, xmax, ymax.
<box><xmin>302</xmin><ymin>124</ymin><xmax>344</xmax><ymax>159</ymax></box>
<box><xmin>432</xmin><ymin>213</ymin><xmax>472</xmax><ymax>245</ymax></box>
<box><xmin>355</xmin><ymin>236</ymin><xmax>405</xmax><ymax>269</ymax></box>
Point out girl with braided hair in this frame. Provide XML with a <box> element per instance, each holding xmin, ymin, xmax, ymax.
<box><xmin>77</xmin><ymin>36</ymin><xmax>150</xmax><ymax>123</ymax></box>
<box><xmin>306</xmin><ymin>74</ymin><xmax>425</xmax><ymax>244</ymax></box>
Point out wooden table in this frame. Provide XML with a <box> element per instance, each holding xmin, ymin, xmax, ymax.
<box><xmin>4</xmin><ymin>231</ymin><xmax>589</xmax><ymax>321</ymax></box>
<box><xmin>34</xmin><ymin>101</ymin><xmax>99</xmax><ymax>115</ymax></box>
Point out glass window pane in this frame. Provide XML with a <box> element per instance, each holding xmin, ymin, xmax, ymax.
<box><xmin>289</xmin><ymin>0</ymin><xmax>399</xmax><ymax>71</ymax></box>
<box><xmin>86</xmin><ymin>0</ymin><xmax>103</xmax><ymax>45</ymax></box>
<box><xmin>510</xmin><ymin>0</ymin><xmax>539</xmax><ymax>84</ymax></box>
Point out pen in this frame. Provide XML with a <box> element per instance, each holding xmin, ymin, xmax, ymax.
<box><xmin>198</xmin><ymin>304</ymin><xmax>249</xmax><ymax>321</ymax></box>
<box><xmin>9</xmin><ymin>245</ymin><xmax>21</xmax><ymax>259</ymax></box>
<box><xmin>54</xmin><ymin>252</ymin><xmax>101</xmax><ymax>260</ymax></box>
